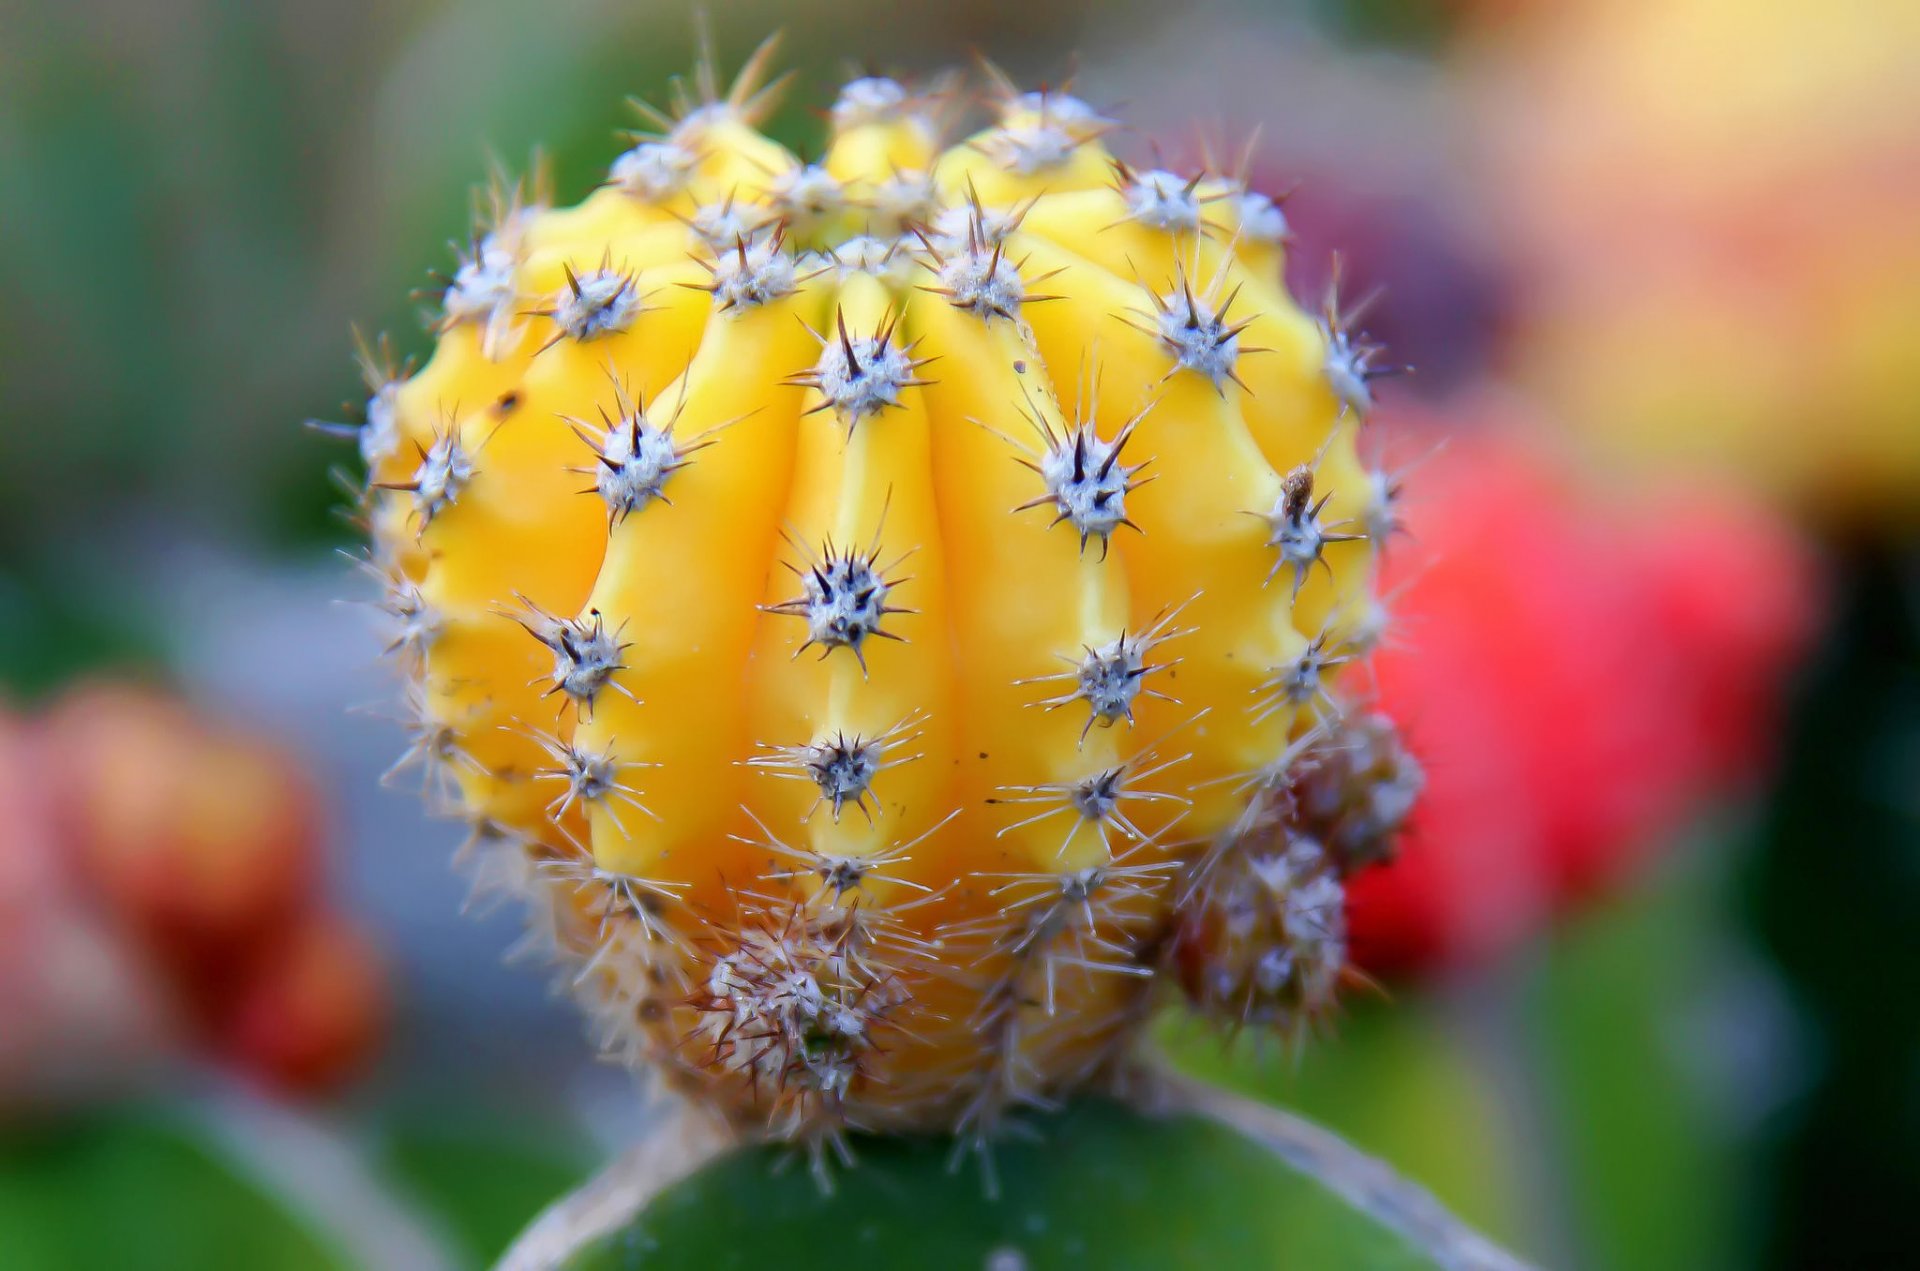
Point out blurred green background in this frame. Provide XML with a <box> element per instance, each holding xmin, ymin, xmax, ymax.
<box><xmin>2</xmin><ymin>1</ymin><xmax>1915</xmax><ymax>1267</ymax></box>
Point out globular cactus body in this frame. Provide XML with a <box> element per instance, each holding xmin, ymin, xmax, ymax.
<box><xmin>341</xmin><ymin>45</ymin><xmax>1416</xmax><ymax>1160</ymax></box>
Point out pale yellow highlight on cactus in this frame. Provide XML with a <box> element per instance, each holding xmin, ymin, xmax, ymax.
<box><xmin>1018</xmin><ymin>189</ymin><xmax>1375</xmax><ymax>639</ymax></box>
<box><xmin>934</xmin><ymin>102</ymin><xmax>1115</xmax><ymax>205</ymax></box>
<box><xmin>572</xmin><ymin>283</ymin><xmax>825</xmax><ymax>882</ymax></box>
<box><xmin>826</xmin><ymin>117</ymin><xmax>939</xmax><ymax>187</ymax></box>
<box><xmin>740</xmin><ymin>271</ymin><xmax>961</xmax><ymax>880</ymax></box>
<box><xmin>393</xmin><ymin>248</ymin><xmax>716</xmax><ymax>837</ymax></box>
<box><xmin>366</xmin><ymin>57</ymin><xmax>1390</xmax><ymax>1135</ymax></box>
<box><xmin>909</xmin><ymin>294</ymin><xmax>1133</xmax><ymax>875</ymax></box>
<box><xmin>1010</xmin><ymin>234</ymin><xmax>1305</xmax><ymax>837</ymax></box>
<box><xmin>1200</xmin><ymin>186</ymin><xmax>1286</xmax><ymax>283</ymax></box>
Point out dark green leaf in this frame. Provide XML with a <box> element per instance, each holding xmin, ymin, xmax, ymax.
<box><xmin>570</xmin><ymin>1097</ymin><xmax>1435</xmax><ymax>1271</ymax></box>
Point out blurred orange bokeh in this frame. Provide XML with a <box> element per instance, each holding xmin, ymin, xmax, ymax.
<box><xmin>0</xmin><ymin>684</ymin><xmax>386</xmax><ymax>1109</ymax></box>
<box><xmin>1468</xmin><ymin>0</ymin><xmax>1920</xmax><ymax>524</ymax></box>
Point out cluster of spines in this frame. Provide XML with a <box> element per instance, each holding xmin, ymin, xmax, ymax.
<box><xmin>1172</xmin><ymin>712</ymin><xmax>1423</xmax><ymax>1037</ymax></box>
<box><xmin>320</xmin><ymin>38</ymin><xmax>1424</xmax><ymax>1167</ymax></box>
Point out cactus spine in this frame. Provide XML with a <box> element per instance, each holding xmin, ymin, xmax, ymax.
<box><xmin>331</xmin><ymin>41</ymin><xmax>1420</xmax><ymax>1168</ymax></box>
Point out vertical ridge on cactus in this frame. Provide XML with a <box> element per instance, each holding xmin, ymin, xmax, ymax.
<box><xmin>331</xmin><ymin>39</ymin><xmax>1425</xmax><ymax>1168</ymax></box>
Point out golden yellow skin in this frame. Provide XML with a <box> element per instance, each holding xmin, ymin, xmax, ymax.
<box><xmin>363</xmin><ymin>71</ymin><xmax>1384</xmax><ymax>1142</ymax></box>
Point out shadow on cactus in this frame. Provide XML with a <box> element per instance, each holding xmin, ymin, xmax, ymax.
<box><xmin>319</xmin><ymin>36</ymin><xmax>1527</xmax><ymax>1270</ymax></box>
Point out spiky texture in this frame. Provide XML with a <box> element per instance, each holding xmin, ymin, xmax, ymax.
<box><xmin>1168</xmin><ymin>712</ymin><xmax>1421</xmax><ymax>1039</ymax></box>
<box><xmin>336</xmin><ymin>44</ymin><xmax>1419</xmax><ymax>1155</ymax></box>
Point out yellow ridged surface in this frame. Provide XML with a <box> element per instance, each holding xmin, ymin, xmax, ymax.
<box><xmin>357</xmin><ymin>55</ymin><xmax>1394</xmax><ymax>1143</ymax></box>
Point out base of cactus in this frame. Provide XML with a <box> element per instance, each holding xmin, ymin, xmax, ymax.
<box><xmin>1138</xmin><ymin>1066</ymin><xmax>1536</xmax><ymax>1271</ymax></box>
<box><xmin>497</xmin><ymin>1101</ymin><xmax>734</xmax><ymax>1271</ymax></box>
<box><xmin>497</xmin><ymin>1061</ymin><xmax>1535</xmax><ymax>1271</ymax></box>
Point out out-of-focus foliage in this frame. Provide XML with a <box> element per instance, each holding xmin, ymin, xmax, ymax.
<box><xmin>1528</xmin><ymin>841</ymin><xmax>1758</xmax><ymax>1271</ymax></box>
<box><xmin>378</xmin><ymin>1112</ymin><xmax>595</xmax><ymax>1267</ymax></box>
<box><xmin>1162</xmin><ymin>1001</ymin><xmax>1523</xmax><ymax>1248</ymax></box>
<box><xmin>1741</xmin><ymin>552</ymin><xmax>1920</xmax><ymax>1265</ymax></box>
<box><xmin>0</xmin><ymin>0</ymin><xmax>1131</xmax><ymax>553</ymax></box>
<box><xmin>1170</xmin><ymin>831</ymin><xmax>1785</xmax><ymax>1271</ymax></box>
<box><xmin>0</xmin><ymin>1103</ymin><xmax>602</xmax><ymax>1271</ymax></box>
<box><xmin>0</xmin><ymin>566</ymin><xmax>164</xmax><ymax>701</ymax></box>
<box><xmin>0</xmin><ymin>1113</ymin><xmax>339</xmax><ymax>1271</ymax></box>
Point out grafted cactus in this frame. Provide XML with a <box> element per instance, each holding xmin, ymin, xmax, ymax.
<box><xmin>330</xmin><ymin>42</ymin><xmax>1423</xmax><ymax>1172</ymax></box>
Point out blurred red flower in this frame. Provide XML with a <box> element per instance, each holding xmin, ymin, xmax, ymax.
<box><xmin>0</xmin><ymin>682</ymin><xmax>386</xmax><ymax>1108</ymax></box>
<box><xmin>1347</xmin><ymin>400</ymin><xmax>1821</xmax><ymax>973</ymax></box>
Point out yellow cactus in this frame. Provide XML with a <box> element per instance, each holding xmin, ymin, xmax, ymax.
<box><xmin>335</xmin><ymin>43</ymin><xmax>1417</xmax><ymax>1163</ymax></box>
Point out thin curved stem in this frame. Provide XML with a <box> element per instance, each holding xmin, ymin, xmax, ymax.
<box><xmin>1134</xmin><ymin>1063</ymin><xmax>1541</xmax><ymax>1271</ymax></box>
<box><xmin>187</xmin><ymin>1079</ymin><xmax>460</xmax><ymax>1271</ymax></box>
<box><xmin>494</xmin><ymin>1101</ymin><xmax>735</xmax><ymax>1271</ymax></box>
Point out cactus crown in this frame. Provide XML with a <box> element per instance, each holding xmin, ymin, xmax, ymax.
<box><xmin>334</xmin><ymin>38</ymin><xmax>1419</xmax><ymax>1173</ymax></box>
